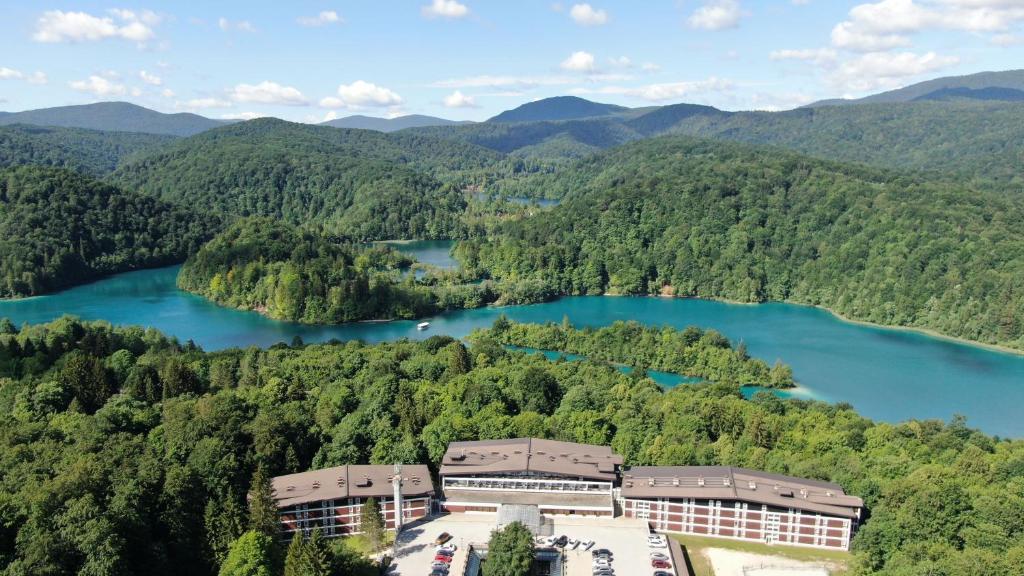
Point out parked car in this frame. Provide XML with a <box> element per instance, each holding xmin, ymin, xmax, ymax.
<box><xmin>652</xmin><ymin>571</ymin><xmax>673</xmax><ymax>576</ymax></box>
<box><xmin>593</xmin><ymin>558</ymin><xmax>613</xmax><ymax>568</ymax></box>
<box><xmin>592</xmin><ymin>548</ymin><xmax>613</xmax><ymax>558</ymax></box>
<box><xmin>430</xmin><ymin>561</ymin><xmax>449</xmax><ymax>571</ymax></box>
<box><xmin>429</xmin><ymin>571</ymin><xmax>447</xmax><ymax>576</ymax></box>
<box><xmin>433</xmin><ymin>554</ymin><xmax>453</xmax><ymax>563</ymax></box>
<box><xmin>435</xmin><ymin>549</ymin><xmax>454</xmax><ymax>557</ymax></box>
<box><xmin>592</xmin><ymin>569</ymin><xmax>615</xmax><ymax>576</ymax></box>
<box><xmin>650</xmin><ymin>552</ymin><xmax>670</xmax><ymax>561</ymax></box>
<box><xmin>651</xmin><ymin>559</ymin><xmax>672</xmax><ymax>569</ymax></box>
<box><xmin>567</xmin><ymin>538</ymin><xmax>580</xmax><ymax>549</ymax></box>
<box><xmin>436</xmin><ymin>543</ymin><xmax>457</xmax><ymax>553</ymax></box>
<box><xmin>581</xmin><ymin>539</ymin><xmax>595</xmax><ymax>551</ymax></box>
<box><xmin>648</xmin><ymin>536</ymin><xmax>667</xmax><ymax>548</ymax></box>
<box><xmin>554</xmin><ymin>535</ymin><xmax>569</xmax><ymax>547</ymax></box>
<box><xmin>435</xmin><ymin>532</ymin><xmax>453</xmax><ymax>545</ymax></box>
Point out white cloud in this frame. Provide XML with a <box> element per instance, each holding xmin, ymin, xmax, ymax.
<box><xmin>139</xmin><ymin>70</ymin><xmax>162</xmax><ymax>86</ymax></box>
<box><xmin>179</xmin><ymin>97</ymin><xmax>233</xmax><ymax>109</ymax></box>
<box><xmin>641</xmin><ymin>62</ymin><xmax>661</xmax><ymax>72</ymax></box>
<box><xmin>297</xmin><ymin>11</ymin><xmax>343</xmax><ymax>27</ymax></box>
<box><xmin>0</xmin><ymin>67</ymin><xmax>23</xmax><ymax>80</ymax></box>
<box><xmin>443</xmin><ymin>90</ymin><xmax>479</xmax><ymax>108</ymax></box>
<box><xmin>161</xmin><ymin>88</ymin><xmax>175</xmax><ymax>98</ymax></box>
<box><xmin>422</xmin><ymin>0</ymin><xmax>470</xmax><ymax>19</ymax></box>
<box><xmin>688</xmin><ymin>0</ymin><xmax>745</xmax><ymax>30</ymax></box>
<box><xmin>319</xmin><ymin>96</ymin><xmax>345</xmax><ymax>108</ymax></box>
<box><xmin>570</xmin><ymin>4</ymin><xmax>609</xmax><ymax>26</ymax></box>
<box><xmin>221</xmin><ymin>111</ymin><xmax>262</xmax><ymax>120</ymax></box>
<box><xmin>130</xmin><ymin>87</ymin><xmax>142</xmax><ymax>97</ymax></box>
<box><xmin>431</xmin><ymin>75</ymin><xmax>574</xmax><ymax>89</ymax></box>
<box><xmin>770</xmin><ymin>48</ymin><xmax>839</xmax><ymax>65</ymax></box>
<box><xmin>33</xmin><ymin>9</ymin><xmax>159</xmax><ymax>44</ymax></box>
<box><xmin>831</xmin><ymin>50</ymin><xmax>959</xmax><ymax>92</ymax></box>
<box><xmin>991</xmin><ymin>32</ymin><xmax>1023</xmax><ymax>45</ymax></box>
<box><xmin>831</xmin><ymin>0</ymin><xmax>1024</xmax><ymax>51</ymax></box>
<box><xmin>561</xmin><ymin>51</ymin><xmax>596</xmax><ymax>72</ymax></box>
<box><xmin>573</xmin><ymin>77</ymin><xmax>734</xmax><ymax>102</ymax></box>
<box><xmin>69</xmin><ymin>75</ymin><xmax>127</xmax><ymax>97</ymax></box>
<box><xmin>334</xmin><ymin>80</ymin><xmax>404</xmax><ymax>107</ymax></box>
<box><xmin>1</xmin><ymin>68</ymin><xmax>48</xmax><ymax>85</ymax></box>
<box><xmin>219</xmin><ymin>17</ymin><xmax>256</xmax><ymax>32</ymax></box>
<box><xmin>27</xmin><ymin>71</ymin><xmax>48</xmax><ymax>85</ymax></box>
<box><xmin>231</xmin><ymin>81</ymin><xmax>308</xmax><ymax>105</ymax></box>
<box><xmin>608</xmin><ymin>56</ymin><xmax>632</xmax><ymax>68</ymax></box>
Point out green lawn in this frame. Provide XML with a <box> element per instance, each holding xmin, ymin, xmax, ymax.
<box><xmin>670</xmin><ymin>534</ymin><xmax>851</xmax><ymax>576</ymax></box>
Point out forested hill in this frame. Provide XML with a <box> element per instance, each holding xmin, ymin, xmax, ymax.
<box><xmin>488</xmin><ymin>96</ymin><xmax>629</xmax><ymax>123</ymax></box>
<box><xmin>0</xmin><ymin>317</ymin><xmax>1021</xmax><ymax>575</ymax></box>
<box><xmin>0</xmin><ymin>166</ymin><xmax>220</xmax><ymax>297</ymax></box>
<box><xmin>0</xmin><ymin>124</ymin><xmax>175</xmax><ymax>176</ymax></box>
<box><xmin>457</xmin><ymin>136</ymin><xmax>1024</xmax><ymax>351</ymax></box>
<box><xmin>412</xmin><ymin>100</ymin><xmax>1024</xmax><ymax>188</ymax></box>
<box><xmin>111</xmin><ymin>119</ymin><xmax>495</xmax><ymax>240</ymax></box>
<box><xmin>0</xmin><ymin>101</ymin><xmax>225</xmax><ymax>136</ymax></box>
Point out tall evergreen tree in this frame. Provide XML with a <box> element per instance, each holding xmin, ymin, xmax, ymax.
<box><xmin>283</xmin><ymin>532</ymin><xmax>307</xmax><ymax>576</ymax></box>
<box><xmin>361</xmin><ymin>497</ymin><xmax>386</xmax><ymax>552</ymax></box>
<box><xmin>248</xmin><ymin>466</ymin><xmax>280</xmax><ymax>540</ymax></box>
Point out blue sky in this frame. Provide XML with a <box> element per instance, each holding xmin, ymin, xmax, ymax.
<box><xmin>1</xmin><ymin>1</ymin><xmax>1022</xmax><ymax>121</ymax></box>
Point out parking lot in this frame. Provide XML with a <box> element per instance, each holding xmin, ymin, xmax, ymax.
<box><xmin>387</xmin><ymin>513</ymin><xmax>665</xmax><ymax>576</ymax></box>
<box><xmin>389</xmin><ymin>514</ymin><xmax>496</xmax><ymax>575</ymax></box>
<box><xmin>553</xmin><ymin>516</ymin><xmax>665</xmax><ymax>576</ymax></box>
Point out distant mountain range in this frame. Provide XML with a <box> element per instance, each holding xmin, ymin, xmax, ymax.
<box><xmin>487</xmin><ymin>96</ymin><xmax>629</xmax><ymax>123</ymax></box>
<box><xmin>807</xmin><ymin>69</ymin><xmax>1024</xmax><ymax>107</ymax></box>
<box><xmin>320</xmin><ymin>114</ymin><xmax>472</xmax><ymax>132</ymax></box>
<box><xmin>0</xmin><ymin>102</ymin><xmax>227</xmax><ymax>136</ymax></box>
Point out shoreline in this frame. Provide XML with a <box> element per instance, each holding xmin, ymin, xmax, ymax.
<box><xmin>640</xmin><ymin>292</ymin><xmax>1024</xmax><ymax>357</ymax></box>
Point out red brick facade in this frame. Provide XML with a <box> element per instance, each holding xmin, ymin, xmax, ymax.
<box><xmin>622</xmin><ymin>497</ymin><xmax>854</xmax><ymax>550</ymax></box>
<box><xmin>279</xmin><ymin>496</ymin><xmax>432</xmax><ymax>537</ymax></box>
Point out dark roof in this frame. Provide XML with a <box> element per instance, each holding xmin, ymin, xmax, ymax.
<box><xmin>271</xmin><ymin>464</ymin><xmax>433</xmax><ymax>508</ymax></box>
<box><xmin>620</xmin><ymin>466</ymin><xmax>863</xmax><ymax>519</ymax></box>
<box><xmin>439</xmin><ymin>438</ymin><xmax>623</xmax><ymax>482</ymax></box>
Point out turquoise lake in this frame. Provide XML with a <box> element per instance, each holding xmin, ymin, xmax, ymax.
<box><xmin>2</xmin><ymin>264</ymin><xmax>1023</xmax><ymax>437</ymax></box>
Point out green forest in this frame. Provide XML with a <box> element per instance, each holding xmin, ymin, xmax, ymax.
<box><xmin>0</xmin><ymin>166</ymin><xmax>220</xmax><ymax>298</ymax></box>
<box><xmin>176</xmin><ymin>218</ymin><xmax>493</xmax><ymax>323</ymax></box>
<box><xmin>0</xmin><ymin>317</ymin><xmax>1022</xmax><ymax>575</ymax></box>
<box><xmin>457</xmin><ymin>136</ymin><xmax>1024</xmax><ymax>351</ymax></box>
<box><xmin>482</xmin><ymin>318</ymin><xmax>793</xmax><ymax>388</ymax></box>
<box><xmin>0</xmin><ymin>124</ymin><xmax>174</xmax><ymax>176</ymax></box>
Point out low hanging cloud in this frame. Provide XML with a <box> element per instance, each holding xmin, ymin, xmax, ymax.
<box><xmin>443</xmin><ymin>90</ymin><xmax>479</xmax><ymax>108</ymax></box>
<box><xmin>0</xmin><ymin>67</ymin><xmax>48</xmax><ymax>85</ymax></box>
<box><xmin>297</xmin><ymin>11</ymin><xmax>343</xmax><ymax>27</ymax></box>
<box><xmin>320</xmin><ymin>80</ymin><xmax>404</xmax><ymax>108</ymax></box>
<box><xmin>139</xmin><ymin>70</ymin><xmax>162</xmax><ymax>86</ymax></box>
<box><xmin>770</xmin><ymin>48</ymin><xmax>839</xmax><ymax>65</ymax></box>
<box><xmin>34</xmin><ymin>9</ymin><xmax>160</xmax><ymax>43</ymax></box>
<box><xmin>69</xmin><ymin>75</ymin><xmax>127</xmax><ymax>97</ymax></box>
<box><xmin>561</xmin><ymin>51</ymin><xmax>597</xmax><ymax>72</ymax></box>
<box><xmin>230</xmin><ymin>81</ymin><xmax>308</xmax><ymax>105</ymax></box>
<box><xmin>572</xmin><ymin>77</ymin><xmax>734</xmax><ymax>102</ymax></box>
<box><xmin>570</xmin><ymin>4</ymin><xmax>609</xmax><ymax>26</ymax></box>
<box><xmin>218</xmin><ymin>17</ymin><xmax>256</xmax><ymax>32</ymax></box>
<box><xmin>179</xmin><ymin>97</ymin><xmax>233</xmax><ymax>109</ymax></box>
<box><xmin>830</xmin><ymin>50</ymin><xmax>959</xmax><ymax>92</ymax></box>
<box><xmin>422</xmin><ymin>0</ymin><xmax>470</xmax><ymax>19</ymax></box>
<box><xmin>688</xmin><ymin>0</ymin><xmax>746</xmax><ymax>31</ymax></box>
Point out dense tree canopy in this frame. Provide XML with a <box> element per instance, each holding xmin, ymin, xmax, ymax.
<box><xmin>0</xmin><ymin>317</ymin><xmax>1022</xmax><ymax>575</ymax></box>
<box><xmin>0</xmin><ymin>124</ymin><xmax>174</xmax><ymax>176</ymax></box>
<box><xmin>482</xmin><ymin>522</ymin><xmax>535</xmax><ymax>576</ymax></box>
<box><xmin>0</xmin><ymin>166</ymin><xmax>220</xmax><ymax>297</ymax></box>
<box><xmin>177</xmin><ymin>218</ymin><xmax>503</xmax><ymax>323</ymax></box>
<box><xmin>458</xmin><ymin>137</ymin><xmax>1024</xmax><ymax>351</ymax></box>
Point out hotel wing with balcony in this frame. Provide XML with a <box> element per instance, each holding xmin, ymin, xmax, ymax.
<box><xmin>620</xmin><ymin>466</ymin><xmax>864</xmax><ymax>550</ymax></box>
<box><xmin>271</xmin><ymin>464</ymin><xmax>433</xmax><ymax>538</ymax></box>
<box><xmin>439</xmin><ymin>438</ymin><xmax>623</xmax><ymax>517</ymax></box>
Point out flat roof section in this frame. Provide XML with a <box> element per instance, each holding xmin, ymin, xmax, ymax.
<box><xmin>620</xmin><ymin>466</ymin><xmax>862</xmax><ymax>519</ymax></box>
<box><xmin>440</xmin><ymin>438</ymin><xmax>624</xmax><ymax>482</ymax></box>
<box><xmin>271</xmin><ymin>464</ymin><xmax>434</xmax><ymax>508</ymax></box>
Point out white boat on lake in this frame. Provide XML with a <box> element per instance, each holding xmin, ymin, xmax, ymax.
<box><xmin>417</xmin><ymin>322</ymin><xmax>430</xmax><ymax>330</ymax></box>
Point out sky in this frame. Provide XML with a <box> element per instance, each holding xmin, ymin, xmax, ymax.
<box><xmin>1</xmin><ymin>0</ymin><xmax>1023</xmax><ymax>122</ymax></box>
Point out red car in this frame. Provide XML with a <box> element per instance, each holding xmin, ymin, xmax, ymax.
<box><xmin>434</xmin><ymin>554</ymin><xmax>453</xmax><ymax>563</ymax></box>
<box><xmin>651</xmin><ymin>559</ymin><xmax>671</xmax><ymax>569</ymax></box>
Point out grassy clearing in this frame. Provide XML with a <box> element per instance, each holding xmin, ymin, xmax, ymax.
<box><xmin>670</xmin><ymin>534</ymin><xmax>851</xmax><ymax>576</ymax></box>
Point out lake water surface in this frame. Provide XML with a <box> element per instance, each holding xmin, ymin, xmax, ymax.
<box><xmin>2</xmin><ymin>265</ymin><xmax>1022</xmax><ymax>436</ymax></box>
